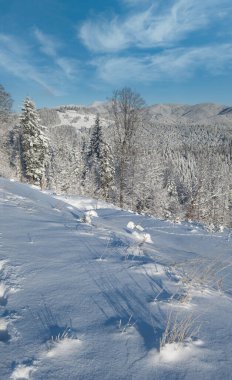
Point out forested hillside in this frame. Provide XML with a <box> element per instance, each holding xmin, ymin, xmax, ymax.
<box><xmin>1</xmin><ymin>93</ymin><xmax>231</xmax><ymax>228</ymax></box>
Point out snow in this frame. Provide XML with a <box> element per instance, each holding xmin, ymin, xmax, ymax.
<box><xmin>148</xmin><ymin>103</ymin><xmax>232</xmax><ymax>126</ymax></box>
<box><xmin>127</xmin><ymin>221</ymin><xmax>144</xmax><ymax>231</ymax></box>
<box><xmin>46</xmin><ymin>338</ymin><xmax>82</xmax><ymax>358</ymax></box>
<box><xmin>82</xmin><ymin>210</ymin><xmax>98</xmax><ymax>224</ymax></box>
<box><xmin>0</xmin><ymin>317</ymin><xmax>8</xmax><ymax>331</ymax></box>
<box><xmin>131</xmin><ymin>231</ymin><xmax>153</xmax><ymax>244</ymax></box>
<box><xmin>156</xmin><ymin>339</ymin><xmax>204</xmax><ymax>363</ymax></box>
<box><xmin>1</xmin><ymin>178</ymin><xmax>232</xmax><ymax>379</ymax></box>
<box><xmin>0</xmin><ymin>282</ymin><xmax>7</xmax><ymax>300</ymax></box>
<box><xmin>55</xmin><ymin>194</ymin><xmax>119</xmax><ymax>211</ymax></box>
<box><xmin>43</xmin><ymin>103</ymin><xmax>232</xmax><ymax>129</ymax></box>
<box><xmin>127</xmin><ymin>221</ymin><xmax>136</xmax><ymax>230</ymax></box>
<box><xmin>56</xmin><ymin>109</ymin><xmax>109</xmax><ymax>130</ymax></box>
<box><xmin>11</xmin><ymin>364</ymin><xmax>36</xmax><ymax>380</ymax></box>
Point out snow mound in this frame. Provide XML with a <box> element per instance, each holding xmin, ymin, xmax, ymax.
<box><xmin>0</xmin><ymin>282</ymin><xmax>7</xmax><ymax>299</ymax></box>
<box><xmin>55</xmin><ymin>195</ymin><xmax>118</xmax><ymax>211</ymax></box>
<box><xmin>158</xmin><ymin>339</ymin><xmax>204</xmax><ymax>363</ymax></box>
<box><xmin>46</xmin><ymin>338</ymin><xmax>82</xmax><ymax>358</ymax></box>
<box><xmin>82</xmin><ymin>209</ymin><xmax>98</xmax><ymax>224</ymax></box>
<box><xmin>0</xmin><ymin>317</ymin><xmax>8</xmax><ymax>331</ymax></box>
<box><xmin>0</xmin><ymin>259</ymin><xmax>8</xmax><ymax>271</ymax></box>
<box><xmin>11</xmin><ymin>364</ymin><xmax>36</xmax><ymax>380</ymax></box>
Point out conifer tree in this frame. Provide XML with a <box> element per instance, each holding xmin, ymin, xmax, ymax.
<box><xmin>20</xmin><ymin>98</ymin><xmax>48</xmax><ymax>188</ymax></box>
<box><xmin>99</xmin><ymin>142</ymin><xmax>115</xmax><ymax>200</ymax></box>
<box><xmin>87</xmin><ymin>114</ymin><xmax>103</xmax><ymax>162</ymax></box>
<box><xmin>86</xmin><ymin>115</ymin><xmax>115</xmax><ymax>200</ymax></box>
<box><xmin>0</xmin><ymin>84</ymin><xmax>12</xmax><ymax>121</ymax></box>
<box><xmin>86</xmin><ymin>114</ymin><xmax>103</xmax><ymax>190</ymax></box>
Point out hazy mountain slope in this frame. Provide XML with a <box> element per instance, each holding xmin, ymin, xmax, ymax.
<box><xmin>38</xmin><ymin>103</ymin><xmax>232</xmax><ymax>129</ymax></box>
<box><xmin>148</xmin><ymin>103</ymin><xmax>232</xmax><ymax>125</ymax></box>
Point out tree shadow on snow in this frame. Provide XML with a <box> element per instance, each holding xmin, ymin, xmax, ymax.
<box><xmin>0</xmin><ymin>328</ymin><xmax>11</xmax><ymax>343</ymax></box>
<box><xmin>100</xmin><ymin>275</ymin><xmax>163</xmax><ymax>351</ymax></box>
<box><xmin>35</xmin><ymin>301</ymin><xmax>77</xmax><ymax>343</ymax></box>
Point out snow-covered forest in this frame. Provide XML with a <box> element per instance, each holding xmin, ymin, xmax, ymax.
<box><xmin>0</xmin><ymin>85</ymin><xmax>231</xmax><ymax>228</ymax></box>
<box><xmin>1</xmin><ymin>86</ymin><xmax>232</xmax><ymax>380</ymax></box>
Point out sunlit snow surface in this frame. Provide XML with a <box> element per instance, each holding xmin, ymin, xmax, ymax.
<box><xmin>0</xmin><ymin>178</ymin><xmax>232</xmax><ymax>379</ymax></box>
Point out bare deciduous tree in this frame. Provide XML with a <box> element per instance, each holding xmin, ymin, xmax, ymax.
<box><xmin>109</xmin><ymin>87</ymin><xmax>145</xmax><ymax>208</ymax></box>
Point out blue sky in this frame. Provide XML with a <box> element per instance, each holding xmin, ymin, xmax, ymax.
<box><xmin>0</xmin><ymin>0</ymin><xmax>232</xmax><ymax>110</ymax></box>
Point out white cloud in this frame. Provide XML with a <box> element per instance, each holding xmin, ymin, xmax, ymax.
<box><xmin>56</xmin><ymin>57</ymin><xmax>78</xmax><ymax>77</ymax></box>
<box><xmin>34</xmin><ymin>28</ymin><xmax>59</xmax><ymax>57</ymax></box>
<box><xmin>119</xmin><ymin>0</ymin><xmax>152</xmax><ymax>7</ymax></box>
<box><xmin>79</xmin><ymin>15</ymin><xmax>130</xmax><ymax>52</ymax></box>
<box><xmin>92</xmin><ymin>44</ymin><xmax>232</xmax><ymax>84</ymax></box>
<box><xmin>0</xmin><ymin>34</ymin><xmax>59</xmax><ymax>95</ymax></box>
<box><xmin>79</xmin><ymin>0</ymin><xmax>232</xmax><ymax>52</ymax></box>
<box><xmin>0</xmin><ymin>33</ymin><xmax>82</xmax><ymax>96</ymax></box>
<box><xmin>34</xmin><ymin>28</ymin><xmax>78</xmax><ymax>78</ymax></box>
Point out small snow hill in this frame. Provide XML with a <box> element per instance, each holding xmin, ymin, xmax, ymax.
<box><xmin>0</xmin><ymin>178</ymin><xmax>232</xmax><ymax>380</ymax></box>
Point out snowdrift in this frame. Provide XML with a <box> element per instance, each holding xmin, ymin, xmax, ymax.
<box><xmin>0</xmin><ymin>178</ymin><xmax>232</xmax><ymax>379</ymax></box>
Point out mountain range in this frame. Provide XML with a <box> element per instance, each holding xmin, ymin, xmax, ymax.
<box><xmin>38</xmin><ymin>102</ymin><xmax>232</xmax><ymax>130</ymax></box>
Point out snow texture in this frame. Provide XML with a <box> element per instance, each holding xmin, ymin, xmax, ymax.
<box><xmin>0</xmin><ymin>178</ymin><xmax>232</xmax><ymax>379</ymax></box>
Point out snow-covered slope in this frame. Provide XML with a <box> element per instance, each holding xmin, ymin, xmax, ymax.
<box><xmin>56</xmin><ymin>109</ymin><xmax>108</xmax><ymax>130</ymax></box>
<box><xmin>39</xmin><ymin>104</ymin><xmax>109</xmax><ymax>130</ymax></box>
<box><xmin>1</xmin><ymin>179</ymin><xmax>232</xmax><ymax>379</ymax></box>
<box><xmin>38</xmin><ymin>102</ymin><xmax>232</xmax><ymax>130</ymax></box>
<box><xmin>148</xmin><ymin>103</ymin><xmax>232</xmax><ymax>125</ymax></box>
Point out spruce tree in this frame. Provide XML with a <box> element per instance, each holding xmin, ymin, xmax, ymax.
<box><xmin>99</xmin><ymin>142</ymin><xmax>115</xmax><ymax>200</ymax></box>
<box><xmin>87</xmin><ymin>114</ymin><xmax>103</xmax><ymax>162</ymax></box>
<box><xmin>20</xmin><ymin>98</ymin><xmax>48</xmax><ymax>188</ymax></box>
<box><xmin>86</xmin><ymin>115</ymin><xmax>115</xmax><ymax>200</ymax></box>
<box><xmin>0</xmin><ymin>84</ymin><xmax>13</xmax><ymax>121</ymax></box>
<box><xmin>86</xmin><ymin>114</ymin><xmax>103</xmax><ymax>191</ymax></box>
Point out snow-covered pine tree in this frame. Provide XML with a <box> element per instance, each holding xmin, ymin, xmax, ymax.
<box><xmin>20</xmin><ymin>98</ymin><xmax>49</xmax><ymax>188</ymax></box>
<box><xmin>0</xmin><ymin>84</ymin><xmax>12</xmax><ymax>121</ymax></box>
<box><xmin>85</xmin><ymin>115</ymin><xmax>115</xmax><ymax>200</ymax></box>
<box><xmin>99</xmin><ymin>142</ymin><xmax>115</xmax><ymax>200</ymax></box>
<box><xmin>165</xmin><ymin>177</ymin><xmax>180</xmax><ymax>220</ymax></box>
<box><xmin>85</xmin><ymin>114</ymin><xmax>103</xmax><ymax>192</ymax></box>
<box><xmin>49</xmin><ymin>125</ymin><xmax>84</xmax><ymax>194</ymax></box>
<box><xmin>87</xmin><ymin>114</ymin><xmax>103</xmax><ymax>162</ymax></box>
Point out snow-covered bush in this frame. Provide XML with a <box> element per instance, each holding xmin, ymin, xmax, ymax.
<box><xmin>131</xmin><ymin>231</ymin><xmax>153</xmax><ymax>244</ymax></box>
<box><xmin>126</xmin><ymin>221</ymin><xmax>152</xmax><ymax>244</ymax></box>
<box><xmin>127</xmin><ymin>221</ymin><xmax>144</xmax><ymax>231</ymax></box>
<box><xmin>82</xmin><ymin>210</ymin><xmax>98</xmax><ymax>224</ymax></box>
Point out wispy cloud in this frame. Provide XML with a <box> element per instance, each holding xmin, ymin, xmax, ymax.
<box><xmin>0</xmin><ymin>34</ymin><xmax>59</xmax><ymax>95</ymax></box>
<box><xmin>92</xmin><ymin>44</ymin><xmax>232</xmax><ymax>84</ymax></box>
<box><xmin>119</xmin><ymin>0</ymin><xmax>152</xmax><ymax>8</ymax></box>
<box><xmin>34</xmin><ymin>28</ymin><xmax>78</xmax><ymax>78</ymax></box>
<box><xmin>34</xmin><ymin>28</ymin><xmax>59</xmax><ymax>57</ymax></box>
<box><xmin>0</xmin><ymin>31</ymin><xmax>81</xmax><ymax>98</ymax></box>
<box><xmin>79</xmin><ymin>0</ymin><xmax>232</xmax><ymax>52</ymax></box>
